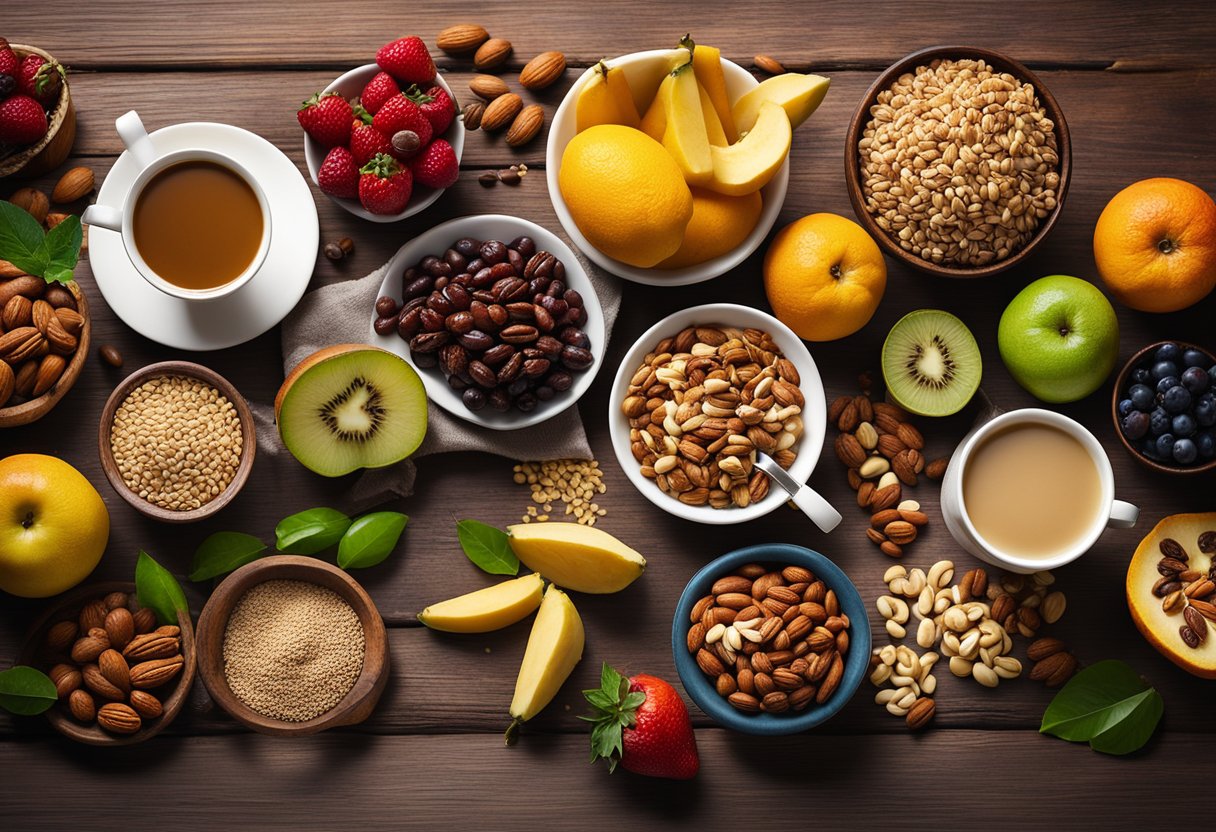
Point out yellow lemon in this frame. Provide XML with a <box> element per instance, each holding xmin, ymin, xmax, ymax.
<box><xmin>659</xmin><ymin>188</ymin><xmax>762</xmax><ymax>269</ymax></box>
<box><xmin>764</xmin><ymin>213</ymin><xmax>887</xmax><ymax>341</ymax></box>
<box><xmin>559</xmin><ymin>125</ymin><xmax>693</xmax><ymax>268</ymax></box>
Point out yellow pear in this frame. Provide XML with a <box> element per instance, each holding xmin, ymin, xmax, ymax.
<box><xmin>507</xmin><ymin>585</ymin><xmax>584</xmax><ymax>740</ymax></box>
<box><xmin>507</xmin><ymin>522</ymin><xmax>646</xmax><ymax>594</ymax></box>
<box><xmin>707</xmin><ymin>101</ymin><xmax>792</xmax><ymax>196</ymax></box>
<box><xmin>575</xmin><ymin>60</ymin><xmax>640</xmax><ymax>132</ymax></box>
<box><xmin>732</xmin><ymin>73</ymin><xmax>830</xmax><ymax>133</ymax></box>
<box><xmin>691</xmin><ymin>41</ymin><xmax>738</xmax><ymax>142</ymax></box>
<box><xmin>418</xmin><ymin>573</ymin><xmax>544</xmax><ymax>633</ymax></box>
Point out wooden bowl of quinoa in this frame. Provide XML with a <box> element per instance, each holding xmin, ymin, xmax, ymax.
<box><xmin>194</xmin><ymin>556</ymin><xmax>389</xmax><ymax>736</ymax></box>
<box><xmin>97</xmin><ymin>360</ymin><xmax>256</xmax><ymax>523</ymax></box>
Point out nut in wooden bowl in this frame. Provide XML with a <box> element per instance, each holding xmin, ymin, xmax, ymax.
<box><xmin>0</xmin><ymin>277</ymin><xmax>90</xmax><ymax>427</ymax></box>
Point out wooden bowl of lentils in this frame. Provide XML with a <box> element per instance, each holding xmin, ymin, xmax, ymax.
<box><xmin>194</xmin><ymin>556</ymin><xmax>389</xmax><ymax>736</ymax></box>
<box><xmin>97</xmin><ymin>360</ymin><xmax>256</xmax><ymax>523</ymax></box>
<box><xmin>845</xmin><ymin>45</ymin><xmax>1071</xmax><ymax>278</ymax></box>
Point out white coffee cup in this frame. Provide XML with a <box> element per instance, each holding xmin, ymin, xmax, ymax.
<box><xmin>940</xmin><ymin>407</ymin><xmax>1139</xmax><ymax>574</ymax></box>
<box><xmin>82</xmin><ymin>111</ymin><xmax>272</xmax><ymax>302</ymax></box>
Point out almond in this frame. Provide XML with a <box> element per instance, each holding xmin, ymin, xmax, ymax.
<box><xmin>50</xmin><ymin>663</ymin><xmax>81</xmax><ymax>699</ymax></box>
<box><xmin>104</xmin><ymin>607</ymin><xmax>135</xmax><ymax>651</ymax></box>
<box><xmin>473</xmin><ymin>37</ymin><xmax>512</xmax><ymax>72</ymax></box>
<box><xmin>519</xmin><ymin>51</ymin><xmax>566</xmax><ymax>90</ymax></box>
<box><xmin>876</xmin><ymin>433</ymin><xmax>907</xmax><ymax>458</ymax></box>
<box><xmin>50</xmin><ymin>168</ymin><xmax>95</xmax><ymax>205</ymax></box>
<box><xmin>45</xmin><ymin>620</ymin><xmax>78</xmax><ymax>652</ymax></box>
<box><xmin>899</xmin><ymin>509</ymin><xmax>929</xmax><ymax>527</ymax></box>
<box><xmin>711</xmin><ymin>575</ymin><xmax>753</xmax><ymax>595</ymax></box>
<box><xmin>990</xmin><ymin>593</ymin><xmax>1015</xmax><ymax>624</ymax></box>
<box><xmin>505</xmin><ymin>104</ymin><xmax>544</xmax><ymax>147</ymax></box>
<box><xmin>891</xmin><ymin>450</ymin><xmax>918</xmax><ymax>486</ymax></box>
<box><xmin>103</xmin><ymin>591</ymin><xmax>129</xmax><ymax>611</ymax></box>
<box><xmin>0</xmin><ymin>361</ymin><xmax>12</xmax><ymax>406</ymax></box>
<box><xmin>82</xmin><ymin>663</ymin><xmax>125</xmax><ymax>701</ymax></box>
<box><xmin>97</xmin><ymin>702</ymin><xmax>141</xmax><ymax>735</ymax></box>
<box><xmin>836</xmin><ymin>399</ymin><xmax>859</xmax><ymax>431</ymax></box>
<box><xmin>9</xmin><ymin>187</ymin><xmax>49</xmax><ymax>223</ymax></box>
<box><xmin>754</xmin><ymin>55</ymin><xmax>786</xmax><ymax>75</ymax></box>
<box><xmin>896</xmin><ymin>422</ymin><xmax>924</xmax><ymax>450</ymax></box>
<box><xmin>436</xmin><ymin>23</ymin><xmax>489</xmax><ymax>55</ymax></box>
<box><xmin>0</xmin><ymin>326</ymin><xmax>41</xmax><ymax>362</ymax></box>
<box><xmin>870</xmin><ymin>509</ymin><xmax>902</xmax><ymax>528</ymax></box>
<box><xmin>834</xmin><ymin>433</ymin><xmax>866</xmax><ymax>468</ymax></box>
<box><xmin>905</xmin><ymin>696</ymin><xmax>935</xmax><ymax>730</ymax></box>
<box><xmin>0</xmin><ymin>260</ymin><xmax>28</xmax><ymax>279</ymax></box>
<box><xmin>44</xmin><ymin>211</ymin><xmax>71</xmax><ymax>230</ymax></box>
<box><xmin>98</xmin><ymin>649</ymin><xmax>131</xmax><ymax>694</ymax></box>
<box><xmin>129</xmin><ymin>690</ymin><xmax>163</xmax><ymax>719</ymax></box>
<box><xmin>481</xmin><ymin>92</ymin><xmax>522</xmax><ymax>132</ymax></box>
<box><xmin>12</xmin><ymin>359</ymin><xmax>37</xmax><ymax>397</ymax></box>
<box><xmin>827</xmin><ymin>395</ymin><xmax>852</xmax><ymax>424</ymax></box>
<box><xmin>54</xmin><ymin>306</ymin><xmax>84</xmax><ymax>335</ymax></box>
<box><xmin>80</xmin><ymin>600</ymin><xmax>108</xmax><ymax>631</ymax></box>
<box><xmin>884</xmin><ymin>520</ymin><xmax>917</xmax><ymax>545</ymax></box>
<box><xmin>31</xmin><ymin>353</ymin><xmax>66</xmax><ymax>397</ymax></box>
<box><xmin>68</xmin><ymin>689</ymin><xmax>96</xmax><ymax>722</ymax></box>
<box><xmin>45</xmin><ymin>314</ymin><xmax>77</xmax><ymax>354</ymax></box>
<box><xmin>129</xmin><ymin>655</ymin><xmax>184</xmax><ymax>689</ymax></box>
<box><xmin>70</xmin><ymin>633</ymin><xmax>110</xmax><ymax>664</ymax></box>
<box><xmin>468</xmin><ymin>74</ymin><xmax>509</xmax><ymax>101</ymax></box>
<box><xmin>1031</xmin><ymin>651</ymin><xmax>1078</xmax><ymax>687</ymax></box>
<box><xmin>870</xmin><ymin>483</ymin><xmax>902</xmax><ymax>512</ymax></box>
<box><xmin>122</xmin><ymin>632</ymin><xmax>180</xmax><ymax>661</ymax></box>
<box><xmin>132</xmin><ymin>607</ymin><xmax>158</xmax><ymax>634</ymax></box>
<box><xmin>2</xmin><ymin>294</ymin><xmax>32</xmax><ymax>329</ymax></box>
<box><xmin>0</xmin><ymin>274</ymin><xmax>45</xmax><ymax>306</ymax></box>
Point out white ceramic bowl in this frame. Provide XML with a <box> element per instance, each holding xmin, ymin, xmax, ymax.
<box><xmin>546</xmin><ymin>49</ymin><xmax>790</xmax><ymax>286</ymax></box>
<box><xmin>303</xmin><ymin>64</ymin><xmax>465</xmax><ymax>223</ymax></box>
<box><xmin>608</xmin><ymin>303</ymin><xmax>828</xmax><ymax>524</ymax></box>
<box><xmin>371</xmin><ymin>215</ymin><xmax>605</xmax><ymax>431</ymax></box>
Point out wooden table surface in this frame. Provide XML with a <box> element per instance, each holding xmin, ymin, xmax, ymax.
<box><xmin>3</xmin><ymin>2</ymin><xmax>1215</xmax><ymax>828</ymax></box>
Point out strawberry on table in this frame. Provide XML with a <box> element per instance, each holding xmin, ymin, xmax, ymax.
<box><xmin>16</xmin><ymin>54</ymin><xmax>63</xmax><ymax>106</ymax></box>
<box><xmin>372</xmin><ymin>94</ymin><xmax>433</xmax><ymax>147</ymax></box>
<box><xmin>351</xmin><ymin>122</ymin><xmax>394</xmax><ymax>166</ymax></box>
<box><xmin>376</xmin><ymin>36</ymin><xmax>435</xmax><ymax>86</ymax></box>
<box><xmin>409</xmin><ymin>139</ymin><xmax>459</xmax><ymax>189</ymax></box>
<box><xmin>582</xmin><ymin>663</ymin><xmax>699</xmax><ymax>780</ymax></box>
<box><xmin>297</xmin><ymin>91</ymin><xmax>354</xmax><ymax>148</ymax></box>
<box><xmin>0</xmin><ymin>95</ymin><xmax>49</xmax><ymax>145</ymax></box>
<box><xmin>359</xmin><ymin>152</ymin><xmax>413</xmax><ymax>215</ymax></box>
<box><xmin>317</xmin><ymin>145</ymin><xmax>360</xmax><ymax>199</ymax></box>
<box><xmin>361</xmin><ymin>71</ymin><xmax>399</xmax><ymax>115</ymax></box>
<box><xmin>406</xmin><ymin>84</ymin><xmax>455</xmax><ymax>135</ymax></box>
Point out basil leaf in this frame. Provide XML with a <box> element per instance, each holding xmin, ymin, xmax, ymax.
<box><xmin>136</xmin><ymin>550</ymin><xmax>189</xmax><ymax>625</ymax></box>
<box><xmin>1040</xmin><ymin>660</ymin><xmax>1164</xmax><ymax>755</ymax></box>
<box><xmin>0</xmin><ymin>201</ymin><xmax>49</xmax><ymax>276</ymax></box>
<box><xmin>41</xmin><ymin>214</ymin><xmax>82</xmax><ymax>284</ymax></box>
<box><xmin>337</xmin><ymin>511</ymin><xmax>408</xmax><ymax>570</ymax></box>
<box><xmin>276</xmin><ymin>507</ymin><xmax>352</xmax><ymax>554</ymax></box>
<box><xmin>190</xmin><ymin>531</ymin><xmax>267</xmax><ymax>581</ymax></box>
<box><xmin>457</xmin><ymin>519</ymin><xmax>519</xmax><ymax>576</ymax></box>
<box><xmin>0</xmin><ymin>666</ymin><xmax>57</xmax><ymax>716</ymax></box>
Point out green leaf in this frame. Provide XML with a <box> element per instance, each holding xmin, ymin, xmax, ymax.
<box><xmin>337</xmin><ymin>511</ymin><xmax>408</xmax><ymax>570</ymax></box>
<box><xmin>41</xmin><ymin>214</ymin><xmax>82</xmax><ymax>284</ymax></box>
<box><xmin>0</xmin><ymin>201</ymin><xmax>49</xmax><ymax>276</ymax></box>
<box><xmin>582</xmin><ymin>663</ymin><xmax>645</xmax><ymax>773</ymax></box>
<box><xmin>457</xmin><ymin>519</ymin><xmax>519</xmax><ymax>576</ymax></box>
<box><xmin>1040</xmin><ymin>660</ymin><xmax>1164</xmax><ymax>755</ymax></box>
<box><xmin>0</xmin><ymin>666</ymin><xmax>57</xmax><ymax>716</ymax></box>
<box><xmin>136</xmin><ymin>550</ymin><xmax>189</xmax><ymax>625</ymax></box>
<box><xmin>189</xmin><ymin>532</ymin><xmax>267</xmax><ymax>581</ymax></box>
<box><xmin>276</xmin><ymin>507</ymin><xmax>352</xmax><ymax>554</ymax></box>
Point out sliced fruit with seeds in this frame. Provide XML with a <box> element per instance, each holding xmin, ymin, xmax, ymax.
<box><xmin>881</xmin><ymin>309</ymin><xmax>982</xmax><ymax>417</ymax></box>
<box><xmin>275</xmin><ymin>345</ymin><xmax>427</xmax><ymax>477</ymax></box>
<box><xmin>418</xmin><ymin>573</ymin><xmax>545</xmax><ymax>633</ymax></box>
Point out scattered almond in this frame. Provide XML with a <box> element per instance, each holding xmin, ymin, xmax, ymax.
<box><xmin>754</xmin><ymin>55</ymin><xmax>786</xmax><ymax>75</ymax></box>
<box><xmin>519</xmin><ymin>51</ymin><xmax>566</xmax><ymax>90</ymax></box>
<box><xmin>473</xmin><ymin>37</ymin><xmax>513</xmax><ymax>72</ymax></box>
<box><xmin>469</xmin><ymin>74</ymin><xmax>510</xmax><ymax>101</ymax></box>
<box><xmin>481</xmin><ymin>92</ymin><xmax>523</xmax><ymax>132</ymax></box>
<box><xmin>9</xmin><ymin>187</ymin><xmax>49</xmax><ymax>223</ymax></box>
<box><xmin>436</xmin><ymin>23</ymin><xmax>489</xmax><ymax>55</ymax></box>
<box><xmin>51</xmin><ymin>167</ymin><xmax>94</xmax><ymax>203</ymax></box>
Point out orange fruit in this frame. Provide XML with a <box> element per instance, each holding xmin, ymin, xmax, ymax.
<box><xmin>658</xmin><ymin>188</ymin><xmax>762</xmax><ymax>269</ymax></box>
<box><xmin>763</xmin><ymin>213</ymin><xmax>886</xmax><ymax>341</ymax></box>
<box><xmin>1093</xmin><ymin>177</ymin><xmax>1216</xmax><ymax>312</ymax></box>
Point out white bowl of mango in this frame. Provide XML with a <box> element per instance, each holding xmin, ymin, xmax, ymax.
<box><xmin>546</xmin><ymin>39</ymin><xmax>828</xmax><ymax>286</ymax></box>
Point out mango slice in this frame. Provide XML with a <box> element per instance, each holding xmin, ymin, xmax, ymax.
<box><xmin>507</xmin><ymin>522</ymin><xmax>646</xmax><ymax>594</ymax></box>
<box><xmin>576</xmin><ymin>60</ymin><xmax>640</xmax><ymax>133</ymax></box>
<box><xmin>707</xmin><ymin>101</ymin><xmax>791</xmax><ymax>196</ymax></box>
<box><xmin>732</xmin><ymin>73</ymin><xmax>830</xmax><ymax>134</ymax></box>
<box><xmin>699</xmin><ymin>83</ymin><xmax>728</xmax><ymax>147</ymax></box>
<box><xmin>691</xmin><ymin>42</ymin><xmax>738</xmax><ymax>142</ymax></box>
<box><xmin>508</xmin><ymin>585</ymin><xmax>585</xmax><ymax>728</ymax></box>
<box><xmin>418</xmin><ymin>572</ymin><xmax>544</xmax><ymax>633</ymax></box>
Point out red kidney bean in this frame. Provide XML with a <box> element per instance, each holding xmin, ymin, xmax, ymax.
<box><xmin>446</xmin><ymin>311</ymin><xmax>475</xmax><ymax>334</ymax></box>
<box><xmin>457</xmin><ymin>330</ymin><xmax>494</xmax><ymax>351</ymax></box>
<box><xmin>404</xmin><ymin>275</ymin><xmax>433</xmax><ymax>299</ymax></box>
<box><xmin>560</xmin><ymin>345</ymin><xmax>594</xmax><ymax>370</ymax></box>
<box><xmin>398</xmin><ymin>307</ymin><xmax>423</xmax><ymax>339</ymax></box>
<box><xmin>548</xmin><ymin>370</ymin><xmax>573</xmax><ymax>391</ymax></box>
<box><xmin>444</xmin><ymin>249</ymin><xmax>468</xmax><ymax>273</ymax></box>
<box><xmin>558</xmin><ymin>326</ymin><xmax>589</xmax><ymax>349</ymax></box>
<box><xmin>374</xmin><ymin>316</ymin><xmax>396</xmax><ymax>336</ymax></box>
<box><xmin>375</xmin><ymin>296</ymin><xmax>399</xmax><ymax>317</ymax></box>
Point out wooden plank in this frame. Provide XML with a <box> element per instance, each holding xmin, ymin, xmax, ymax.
<box><xmin>0</xmin><ymin>730</ymin><xmax>1205</xmax><ymax>829</ymax></box>
<box><xmin>6</xmin><ymin>0</ymin><xmax>1216</xmax><ymax>69</ymax></box>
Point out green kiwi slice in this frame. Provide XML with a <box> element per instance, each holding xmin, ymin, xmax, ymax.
<box><xmin>881</xmin><ymin>309</ymin><xmax>982</xmax><ymax>417</ymax></box>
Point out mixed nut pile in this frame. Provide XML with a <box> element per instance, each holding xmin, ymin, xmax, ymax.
<box><xmin>686</xmin><ymin>563</ymin><xmax>852</xmax><ymax>714</ymax></box>
<box><xmin>1151</xmin><ymin>531</ymin><xmax>1216</xmax><ymax>649</ymax></box>
<box><xmin>379</xmin><ymin>235</ymin><xmax>594</xmax><ymax>413</ymax></box>
<box><xmin>623</xmin><ymin>326</ymin><xmax>803</xmax><ymax>509</ymax></box>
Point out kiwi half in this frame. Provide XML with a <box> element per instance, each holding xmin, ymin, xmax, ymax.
<box><xmin>881</xmin><ymin>309</ymin><xmax>982</xmax><ymax>417</ymax></box>
<box><xmin>275</xmin><ymin>345</ymin><xmax>428</xmax><ymax>476</ymax></box>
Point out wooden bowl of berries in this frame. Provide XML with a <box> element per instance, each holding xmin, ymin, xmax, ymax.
<box><xmin>301</xmin><ymin>36</ymin><xmax>465</xmax><ymax>222</ymax></box>
<box><xmin>0</xmin><ymin>42</ymin><xmax>76</xmax><ymax>179</ymax></box>
<box><xmin>16</xmin><ymin>581</ymin><xmax>197</xmax><ymax>746</ymax></box>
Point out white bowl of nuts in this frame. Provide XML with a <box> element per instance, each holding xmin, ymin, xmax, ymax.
<box><xmin>609</xmin><ymin>303</ymin><xmax>831</xmax><ymax>525</ymax></box>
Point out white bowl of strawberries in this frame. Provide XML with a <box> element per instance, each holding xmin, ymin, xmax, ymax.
<box><xmin>301</xmin><ymin>36</ymin><xmax>465</xmax><ymax>222</ymax></box>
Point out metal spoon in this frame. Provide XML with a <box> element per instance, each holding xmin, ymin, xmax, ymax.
<box><xmin>753</xmin><ymin>451</ymin><xmax>842</xmax><ymax>533</ymax></box>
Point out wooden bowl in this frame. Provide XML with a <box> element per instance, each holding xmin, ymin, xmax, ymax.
<box><xmin>1111</xmin><ymin>341</ymin><xmax>1216</xmax><ymax>476</ymax></box>
<box><xmin>97</xmin><ymin>360</ymin><xmax>256</xmax><ymax>523</ymax></box>
<box><xmin>0</xmin><ymin>279</ymin><xmax>90</xmax><ymax>427</ymax></box>
<box><xmin>194</xmin><ymin>556</ymin><xmax>389</xmax><ymax>736</ymax></box>
<box><xmin>844</xmin><ymin>45</ymin><xmax>1072</xmax><ymax>278</ymax></box>
<box><xmin>17</xmin><ymin>581</ymin><xmax>196</xmax><ymax>746</ymax></box>
<box><xmin>0</xmin><ymin>44</ymin><xmax>76</xmax><ymax>179</ymax></box>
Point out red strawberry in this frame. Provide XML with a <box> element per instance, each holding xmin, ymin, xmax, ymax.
<box><xmin>16</xmin><ymin>54</ymin><xmax>63</xmax><ymax>106</ymax></box>
<box><xmin>582</xmin><ymin>664</ymin><xmax>699</xmax><ymax>780</ymax></box>
<box><xmin>361</xmin><ymin>71</ymin><xmax>399</xmax><ymax>115</ymax></box>
<box><xmin>0</xmin><ymin>95</ymin><xmax>49</xmax><ymax>145</ymax></box>
<box><xmin>297</xmin><ymin>92</ymin><xmax>353</xmax><ymax>148</ymax></box>
<box><xmin>350</xmin><ymin>122</ymin><xmax>393</xmax><ymax>166</ymax></box>
<box><xmin>376</xmin><ymin>36</ymin><xmax>435</xmax><ymax>85</ymax></box>
<box><xmin>372</xmin><ymin>94</ymin><xmax>432</xmax><ymax>147</ymax></box>
<box><xmin>0</xmin><ymin>41</ymin><xmax>17</xmax><ymax>78</ymax></box>
<box><xmin>405</xmin><ymin>84</ymin><xmax>455</xmax><ymax>135</ymax></box>
<box><xmin>358</xmin><ymin>153</ymin><xmax>413</xmax><ymax>215</ymax></box>
<box><xmin>409</xmin><ymin>139</ymin><xmax>459</xmax><ymax>190</ymax></box>
<box><xmin>317</xmin><ymin>145</ymin><xmax>360</xmax><ymax>198</ymax></box>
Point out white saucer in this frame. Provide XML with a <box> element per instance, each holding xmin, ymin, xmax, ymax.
<box><xmin>90</xmin><ymin>122</ymin><xmax>319</xmax><ymax>351</ymax></box>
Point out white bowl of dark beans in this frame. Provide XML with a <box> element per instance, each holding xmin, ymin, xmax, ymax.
<box><xmin>370</xmin><ymin>214</ymin><xmax>606</xmax><ymax>430</ymax></box>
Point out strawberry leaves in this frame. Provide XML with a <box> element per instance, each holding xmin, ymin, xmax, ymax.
<box><xmin>581</xmin><ymin>663</ymin><xmax>646</xmax><ymax>773</ymax></box>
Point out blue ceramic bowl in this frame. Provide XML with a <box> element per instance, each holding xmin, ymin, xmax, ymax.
<box><xmin>671</xmin><ymin>543</ymin><xmax>871</xmax><ymax>735</ymax></box>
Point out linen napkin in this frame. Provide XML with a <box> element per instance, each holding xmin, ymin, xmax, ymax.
<box><xmin>251</xmin><ymin>238</ymin><xmax>622</xmax><ymax>509</ymax></box>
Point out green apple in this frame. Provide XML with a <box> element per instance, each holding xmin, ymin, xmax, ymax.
<box><xmin>998</xmin><ymin>275</ymin><xmax>1120</xmax><ymax>403</ymax></box>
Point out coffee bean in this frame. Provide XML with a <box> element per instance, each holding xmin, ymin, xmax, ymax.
<box><xmin>546</xmin><ymin>280</ymin><xmax>566</xmax><ymax>298</ymax></box>
<box><xmin>439</xmin><ymin>344</ymin><xmax>469</xmax><ymax>377</ymax></box>
<box><xmin>482</xmin><ymin>343</ymin><xmax>515</xmax><ymax>366</ymax></box>
<box><xmin>515</xmin><ymin>392</ymin><xmax>538</xmax><ymax>412</ymax></box>
<box><xmin>471</xmin><ymin>267</ymin><xmax>495</xmax><ymax>288</ymax></box>
<box><xmin>506</xmin><ymin>302</ymin><xmax>535</xmax><ymax>322</ymax></box>
<box><xmin>480</xmin><ymin>240</ymin><xmax>508</xmax><ymax>265</ymax></box>
<box><xmin>535</xmin><ymin>335</ymin><xmax>563</xmax><ymax>359</ymax></box>
<box><xmin>548</xmin><ymin>370</ymin><xmax>573</xmax><ymax>392</ymax></box>
<box><xmin>536</xmin><ymin>385</ymin><xmax>555</xmax><ymax>401</ymax></box>
<box><xmin>560</xmin><ymin>345</ymin><xmax>594</xmax><ymax>370</ymax></box>
<box><xmin>457</xmin><ymin>330</ymin><xmax>495</xmax><ymax>352</ymax></box>
<box><xmin>446</xmin><ymin>311</ymin><xmax>475</xmax><ymax>335</ymax></box>
<box><xmin>468</xmin><ymin>360</ymin><xmax>497</xmax><ymax>389</ymax></box>
<box><xmin>497</xmin><ymin>353</ymin><xmax>524</xmax><ymax>384</ymax></box>
<box><xmin>409</xmin><ymin>331</ymin><xmax>450</xmax><ymax>352</ymax></box>
<box><xmin>374</xmin><ymin>316</ymin><xmax>396</xmax><ymax>336</ymax></box>
<box><xmin>426</xmin><ymin>290</ymin><xmax>455</xmax><ymax>316</ymax></box>
<box><xmin>507</xmin><ymin>248</ymin><xmax>524</xmax><ymax>274</ymax></box>
<box><xmin>563</xmin><ymin>288</ymin><xmax>584</xmax><ymax>309</ymax></box>
<box><xmin>524</xmin><ymin>251</ymin><xmax>555</xmax><ymax>280</ymax></box>
<box><xmin>469</xmin><ymin>301</ymin><xmax>494</xmax><ymax>331</ymax></box>
<box><xmin>413</xmin><ymin>351</ymin><xmax>438</xmax><ymax>369</ymax></box>
<box><xmin>444</xmin><ymin>249</ymin><xmax>468</xmax><ymax>273</ymax></box>
<box><xmin>538</xmin><ymin>295</ymin><xmax>568</xmax><ymax>318</ymax></box>
<box><xmin>524</xmin><ymin>358</ymin><xmax>550</xmax><ymax>378</ymax></box>
<box><xmin>375</xmin><ymin>296</ymin><xmax>399</xmax><ymax>318</ymax></box>
<box><xmin>487</xmin><ymin>304</ymin><xmax>509</xmax><ymax>327</ymax></box>
<box><xmin>533</xmin><ymin>305</ymin><xmax>555</xmax><ymax>332</ymax></box>
<box><xmin>397</xmin><ymin>307</ymin><xmax>422</xmax><ymax>339</ymax></box>
<box><xmin>448</xmin><ymin>374</ymin><xmax>468</xmax><ymax>391</ymax></box>
<box><xmin>443</xmin><ymin>283</ymin><xmax>471</xmax><ymax>311</ymax></box>
<box><xmin>558</xmin><ymin>326</ymin><xmax>589</xmax><ymax>349</ymax></box>
<box><xmin>403</xmin><ymin>275</ymin><xmax>433</xmax><ymax>299</ymax></box>
<box><xmin>462</xmin><ymin>387</ymin><xmax>486</xmax><ymax>410</ymax></box>
<box><xmin>509</xmin><ymin>236</ymin><xmax>536</xmax><ymax>259</ymax></box>
<box><xmin>455</xmin><ymin>238</ymin><xmax>481</xmax><ymax>258</ymax></box>
<box><xmin>500</xmin><ymin>324</ymin><xmax>539</xmax><ymax>344</ymax></box>
<box><xmin>419</xmin><ymin>307</ymin><xmax>446</xmax><ymax>332</ymax></box>
<box><xmin>488</xmin><ymin>388</ymin><xmax>511</xmax><ymax>411</ymax></box>
<box><xmin>433</xmin><ymin>275</ymin><xmax>450</xmax><ymax>291</ymax></box>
